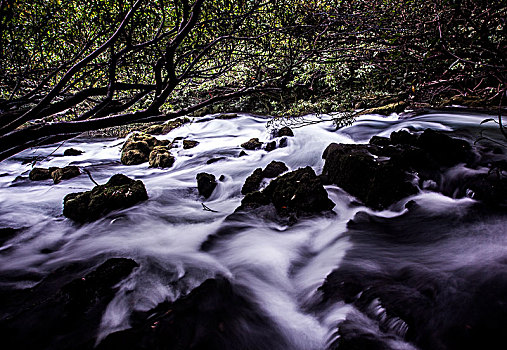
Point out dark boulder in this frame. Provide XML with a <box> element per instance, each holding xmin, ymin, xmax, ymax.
<box><xmin>148</xmin><ymin>146</ymin><xmax>175</xmax><ymax>168</ymax></box>
<box><xmin>207</xmin><ymin>157</ymin><xmax>226</xmax><ymax>164</ymax></box>
<box><xmin>29</xmin><ymin>167</ymin><xmax>52</xmax><ymax>181</ymax></box>
<box><xmin>0</xmin><ymin>258</ymin><xmax>138</xmax><ymax>350</ymax></box>
<box><xmin>241</xmin><ymin>138</ymin><xmax>262</xmax><ymax>150</ymax></box>
<box><xmin>390</xmin><ymin>129</ymin><xmax>418</xmax><ymax>146</ymax></box>
<box><xmin>63</xmin><ymin>174</ymin><xmax>148</xmax><ymax>222</ymax></box>
<box><xmin>276</xmin><ymin>126</ymin><xmax>294</xmax><ymax>137</ymax></box>
<box><xmin>97</xmin><ymin>277</ymin><xmax>290</xmax><ymax>350</ymax></box>
<box><xmin>63</xmin><ymin>148</ymin><xmax>83</xmax><ymax>156</ymax></box>
<box><xmin>161</xmin><ymin>117</ymin><xmax>190</xmax><ymax>134</ymax></box>
<box><xmin>237</xmin><ymin>167</ymin><xmax>335</xmax><ymax>218</ymax></box>
<box><xmin>263</xmin><ymin>166</ymin><xmax>335</xmax><ymax>215</ymax></box>
<box><xmin>369</xmin><ymin>136</ymin><xmax>391</xmax><ymax>147</ymax></box>
<box><xmin>51</xmin><ymin>166</ymin><xmax>80</xmax><ymax>184</ymax></box>
<box><xmin>197</xmin><ymin>172</ymin><xmax>217</xmax><ymax>198</ymax></box>
<box><xmin>241</xmin><ymin>168</ymin><xmax>263</xmax><ymax>195</ymax></box>
<box><xmin>417</xmin><ymin>129</ymin><xmax>473</xmax><ymax>166</ymax></box>
<box><xmin>183</xmin><ymin>139</ymin><xmax>199</xmax><ymax>149</ymax></box>
<box><xmin>322</xmin><ymin>143</ymin><xmax>417</xmax><ymax>209</ymax></box>
<box><xmin>265</xmin><ymin>141</ymin><xmax>276</xmax><ymax>152</ymax></box>
<box><xmin>262</xmin><ymin>160</ymin><xmax>288</xmax><ymax>178</ymax></box>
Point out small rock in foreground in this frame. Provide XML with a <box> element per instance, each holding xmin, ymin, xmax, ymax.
<box><xmin>197</xmin><ymin>172</ymin><xmax>217</xmax><ymax>198</ymax></box>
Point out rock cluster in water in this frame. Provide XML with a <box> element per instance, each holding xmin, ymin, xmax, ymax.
<box><xmin>238</xmin><ymin>166</ymin><xmax>335</xmax><ymax>218</ymax></box>
<box><xmin>322</xmin><ymin>128</ymin><xmax>506</xmax><ymax>208</ymax></box>
<box><xmin>121</xmin><ymin>133</ymin><xmax>171</xmax><ymax>166</ymax></box>
<box><xmin>29</xmin><ymin>165</ymin><xmax>80</xmax><ymax>184</ymax></box>
<box><xmin>63</xmin><ymin>174</ymin><xmax>148</xmax><ymax>222</ymax></box>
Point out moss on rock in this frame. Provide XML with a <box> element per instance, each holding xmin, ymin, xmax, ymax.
<box><xmin>63</xmin><ymin>174</ymin><xmax>148</xmax><ymax>222</ymax></box>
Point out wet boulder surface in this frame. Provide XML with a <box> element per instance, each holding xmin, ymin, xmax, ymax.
<box><xmin>0</xmin><ymin>258</ymin><xmax>138</xmax><ymax>350</ymax></box>
<box><xmin>318</xmin><ymin>205</ymin><xmax>507</xmax><ymax>350</ymax></box>
<box><xmin>237</xmin><ymin>166</ymin><xmax>335</xmax><ymax>218</ymax></box>
<box><xmin>148</xmin><ymin>145</ymin><xmax>175</xmax><ymax>168</ymax></box>
<box><xmin>322</xmin><ymin>128</ymin><xmax>505</xmax><ymax>208</ymax></box>
<box><xmin>196</xmin><ymin>172</ymin><xmax>217</xmax><ymax>198</ymax></box>
<box><xmin>63</xmin><ymin>174</ymin><xmax>148</xmax><ymax>222</ymax></box>
<box><xmin>97</xmin><ymin>277</ymin><xmax>290</xmax><ymax>350</ymax></box>
<box><xmin>29</xmin><ymin>166</ymin><xmax>81</xmax><ymax>183</ymax></box>
<box><xmin>121</xmin><ymin>133</ymin><xmax>170</xmax><ymax>165</ymax></box>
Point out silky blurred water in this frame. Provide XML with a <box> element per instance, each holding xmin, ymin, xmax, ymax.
<box><xmin>0</xmin><ymin>111</ymin><xmax>504</xmax><ymax>349</ymax></box>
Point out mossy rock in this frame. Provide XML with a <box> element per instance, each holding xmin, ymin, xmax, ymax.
<box><xmin>121</xmin><ymin>133</ymin><xmax>170</xmax><ymax>165</ymax></box>
<box><xmin>149</xmin><ymin>146</ymin><xmax>175</xmax><ymax>168</ymax></box>
<box><xmin>51</xmin><ymin>166</ymin><xmax>80</xmax><ymax>184</ymax></box>
<box><xmin>161</xmin><ymin>117</ymin><xmax>191</xmax><ymax>134</ymax></box>
<box><xmin>262</xmin><ymin>161</ymin><xmax>288</xmax><ymax>178</ymax></box>
<box><xmin>63</xmin><ymin>174</ymin><xmax>148</xmax><ymax>222</ymax></box>
<box><xmin>183</xmin><ymin>140</ymin><xmax>199</xmax><ymax>149</ymax></box>
<box><xmin>359</xmin><ymin>101</ymin><xmax>407</xmax><ymax>116</ymax></box>
<box><xmin>276</xmin><ymin>126</ymin><xmax>294</xmax><ymax>137</ymax></box>
<box><xmin>29</xmin><ymin>167</ymin><xmax>52</xmax><ymax>181</ymax></box>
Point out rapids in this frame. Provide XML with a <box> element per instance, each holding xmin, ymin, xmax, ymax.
<box><xmin>0</xmin><ymin>111</ymin><xmax>505</xmax><ymax>349</ymax></box>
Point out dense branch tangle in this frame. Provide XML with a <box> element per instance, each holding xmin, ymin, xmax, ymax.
<box><xmin>0</xmin><ymin>0</ymin><xmax>309</xmax><ymax>161</ymax></box>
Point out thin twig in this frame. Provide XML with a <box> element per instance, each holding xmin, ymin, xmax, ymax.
<box><xmin>202</xmin><ymin>202</ymin><xmax>218</xmax><ymax>212</ymax></box>
<box><xmin>83</xmin><ymin>168</ymin><xmax>100</xmax><ymax>186</ymax></box>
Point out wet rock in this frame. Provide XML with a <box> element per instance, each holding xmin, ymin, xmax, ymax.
<box><xmin>63</xmin><ymin>174</ymin><xmax>148</xmax><ymax>222</ymax></box>
<box><xmin>241</xmin><ymin>168</ymin><xmax>263</xmax><ymax>195</ymax></box>
<box><xmin>241</xmin><ymin>138</ymin><xmax>262</xmax><ymax>150</ymax></box>
<box><xmin>0</xmin><ymin>258</ymin><xmax>138</xmax><ymax>350</ymax></box>
<box><xmin>183</xmin><ymin>139</ymin><xmax>199</xmax><ymax>149</ymax></box>
<box><xmin>417</xmin><ymin>129</ymin><xmax>473</xmax><ymax>166</ymax></box>
<box><xmin>196</xmin><ymin>172</ymin><xmax>217</xmax><ymax>198</ymax></box>
<box><xmin>51</xmin><ymin>166</ymin><xmax>80</xmax><ymax>184</ymax></box>
<box><xmin>29</xmin><ymin>167</ymin><xmax>52</xmax><ymax>181</ymax></box>
<box><xmin>148</xmin><ymin>146</ymin><xmax>175</xmax><ymax>168</ymax></box>
<box><xmin>238</xmin><ymin>167</ymin><xmax>335</xmax><ymax>218</ymax></box>
<box><xmin>63</xmin><ymin>148</ymin><xmax>83</xmax><ymax>156</ymax></box>
<box><xmin>322</xmin><ymin>143</ymin><xmax>417</xmax><ymax>209</ymax></box>
<box><xmin>239</xmin><ymin>150</ymin><xmax>247</xmax><ymax>157</ymax></box>
<box><xmin>277</xmin><ymin>126</ymin><xmax>294</xmax><ymax>137</ymax></box>
<box><xmin>121</xmin><ymin>133</ymin><xmax>170</xmax><ymax>165</ymax></box>
<box><xmin>207</xmin><ymin>157</ymin><xmax>226</xmax><ymax>164</ymax></box>
<box><xmin>143</xmin><ymin>124</ymin><xmax>164</xmax><ymax>135</ymax></box>
<box><xmin>263</xmin><ymin>167</ymin><xmax>335</xmax><ymax>215</ymax></box>
<box><xmin>161</xmin><ymin>117</ymin><xmax>190</xmax><ymax>134</ymax></box>
<box><xmin>390</xmin><ymin>129</ymin><xmax>418</xmax><ymax>146</ymax></box>
<box><xmin>265</xmin><ymin>141</ymin><xmax>276</xmax><ymax>152</ymax></box>
<box><xmin>262</xmin><ymin>160</ymin><xmax>288</xmax><ymax>178</ymax></box>
<box><xmin>369</xmin><ymin>136</ymin><xmax>391</xmax><ymax>147</ymax></box>
<box><xmin>452</xmin><ymin>172</ymin><xmax>507</xmax><ymax>205</ymax></box>
<box><xmin>97</xmin><ymin>277</ymin><xmax>289</xmax><ymax>350</ymax></box>
<box><xmin>216</xmin><ymin>113</ymin><xmax>238</xmax><ymax>119</ymax></box>
<box><xmin>359</xmin><ymin>101</ymin><xmax>407</xmax><ymax>116</ymax></box>
<box><xmin>0</xmin><ymin>227</ymin><xmax>22</xmax><ymax>246</ymax></box>
<box><xmin>279</xmin><ymin>137</ymin><xmax>288</xmax><ymax>148</ymax></box>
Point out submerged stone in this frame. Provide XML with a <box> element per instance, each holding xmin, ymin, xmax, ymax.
<box><xmin>63</xmin><ymin>148</ymin><xmax>83</xmax><ymax>156</ymax></box>
<box><xmin>63</xmin><ymin>174</ymin><xmax>148</xmax><ymax>222</ymax></box>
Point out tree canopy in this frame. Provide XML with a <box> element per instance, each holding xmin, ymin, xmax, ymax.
<box><xmin>0</xmin><ymin>0</ymin><xmax>505</xmax><ymax>161</ymax></box>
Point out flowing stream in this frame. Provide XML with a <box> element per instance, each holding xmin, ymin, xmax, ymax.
<box><xmin>0</xmin><ymin>111</ymin><xmax>505</xmax><ymax>349</ymax></box>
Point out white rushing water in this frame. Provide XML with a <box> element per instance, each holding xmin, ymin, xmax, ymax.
<box><xmin>0</xmin><ymin>111</ymin><xmax>505</xmax><ymax>349</ymax></box>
